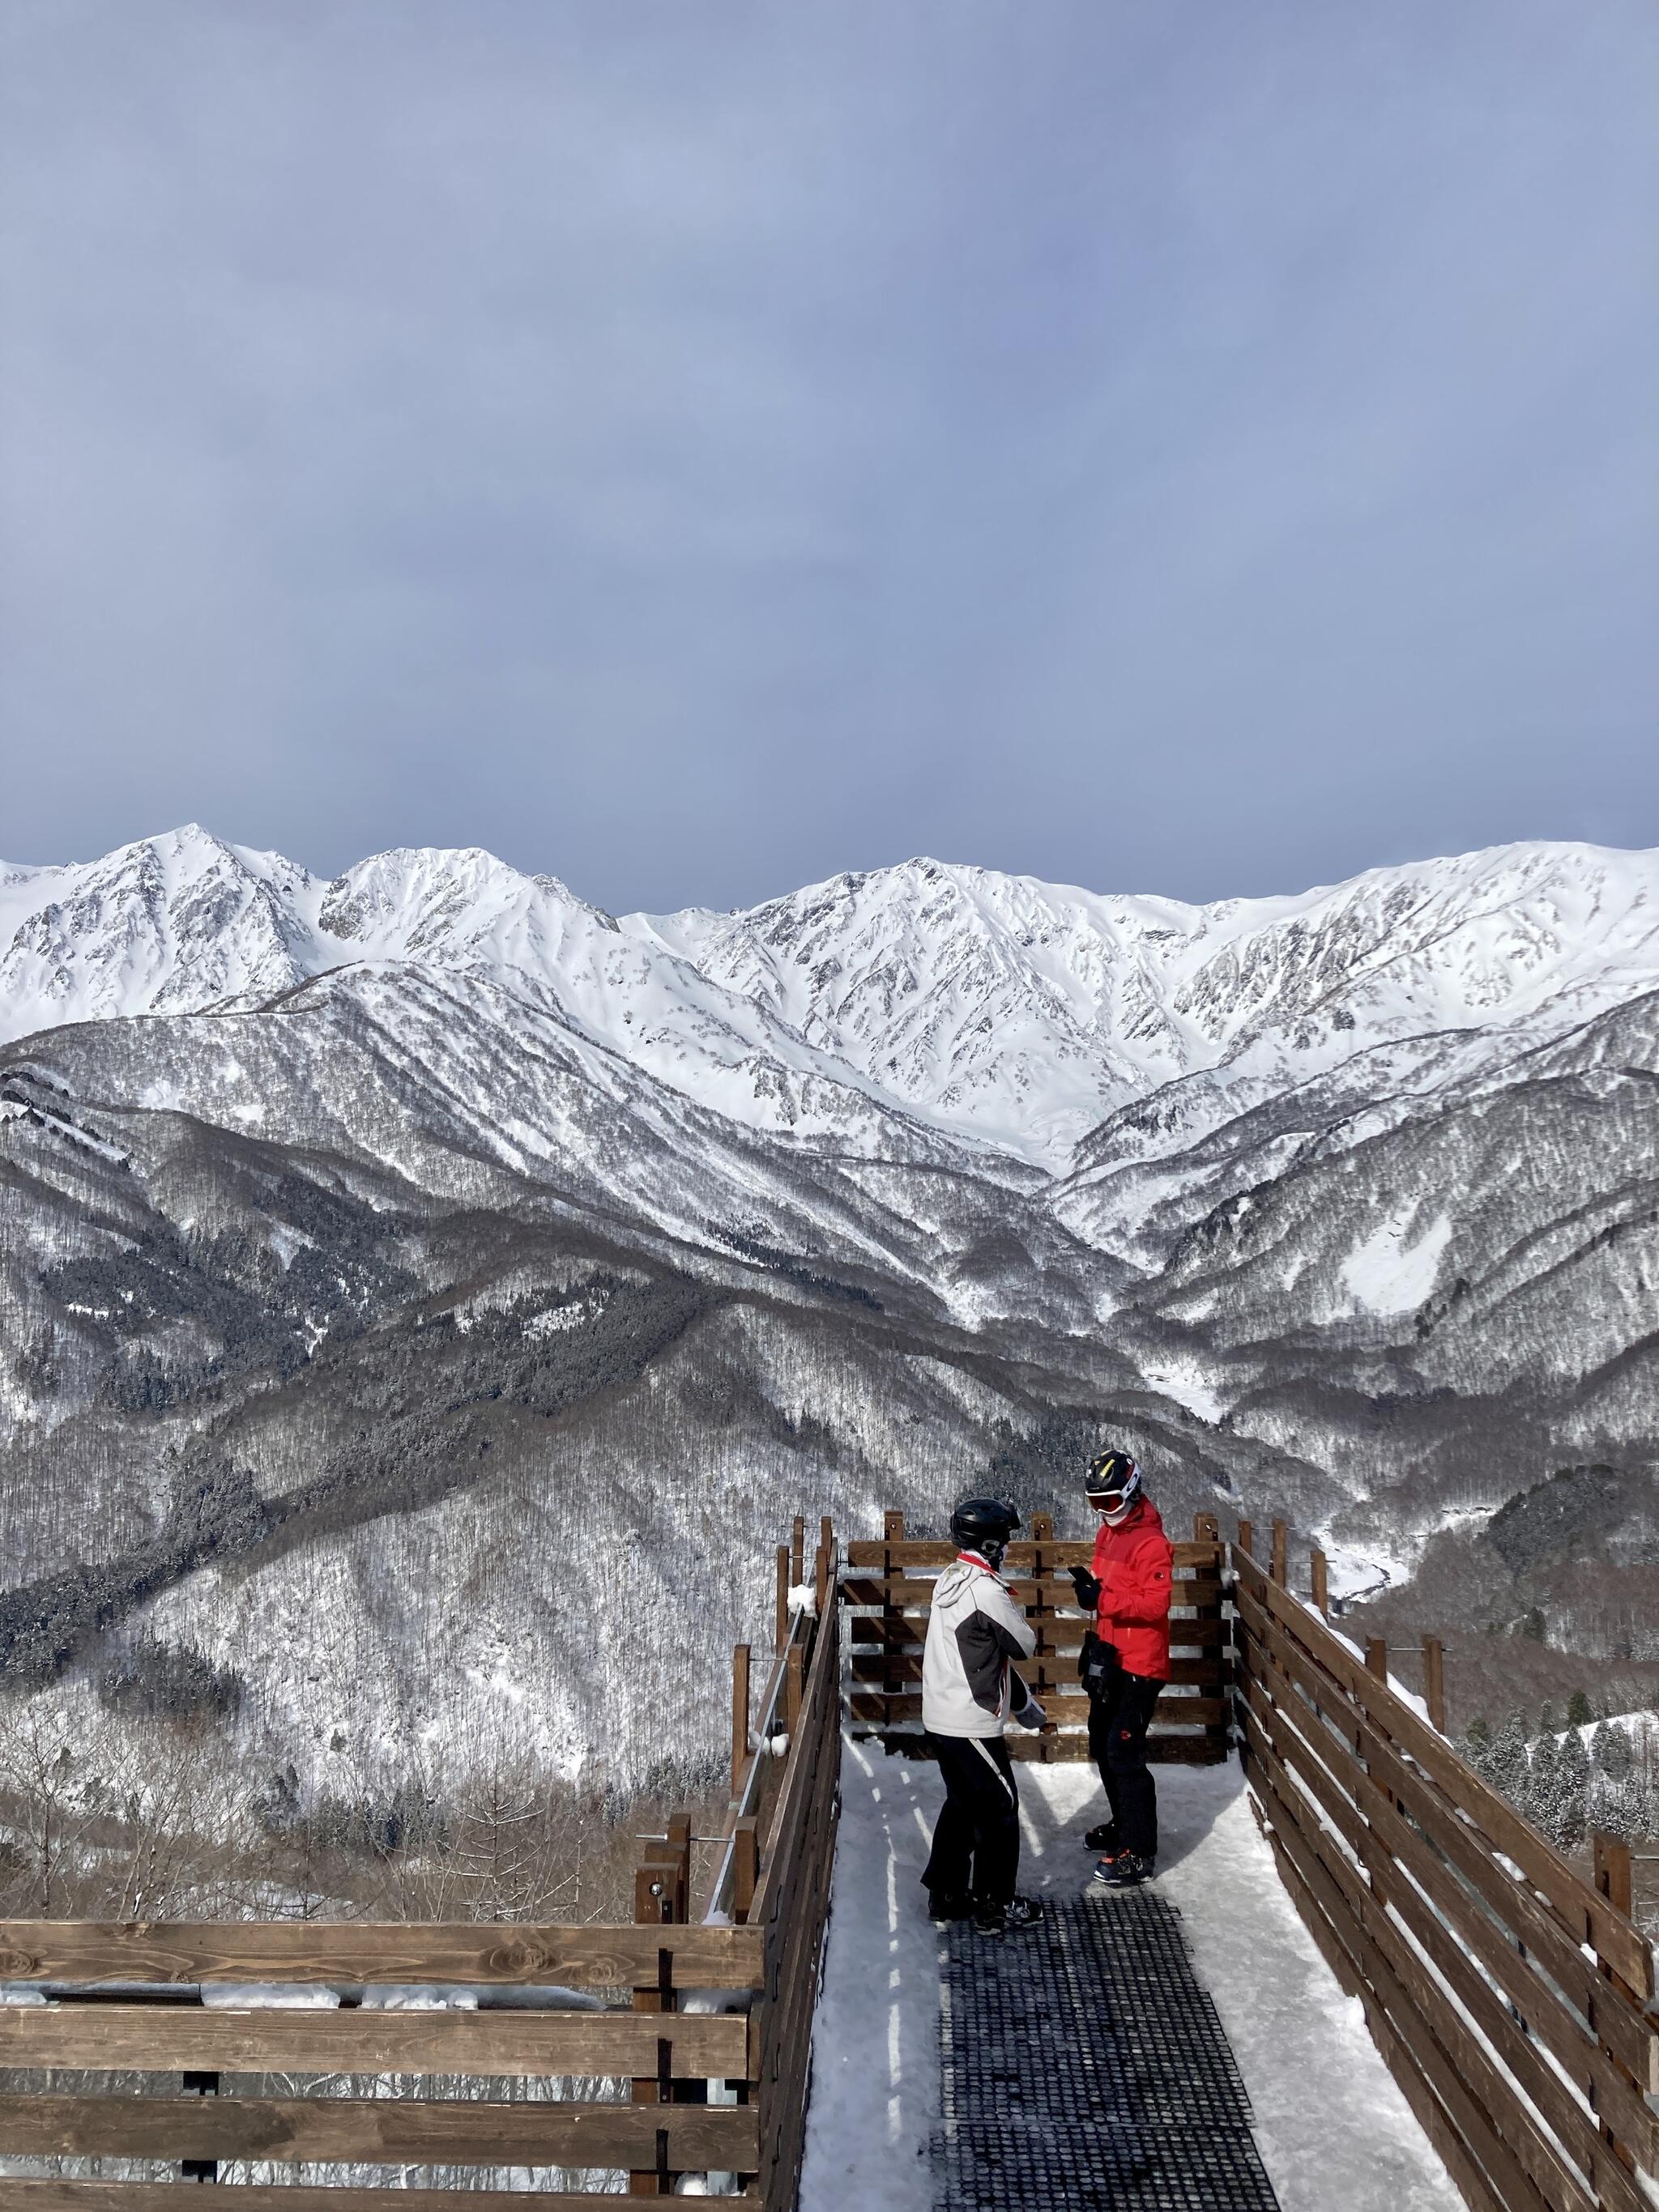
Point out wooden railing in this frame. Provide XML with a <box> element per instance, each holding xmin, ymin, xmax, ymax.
<box><xmin>1231</xmin><ymin>1531</ymin><xmax>1659</xmax><ymax>2212</ymax></box>
<box><xmin>840</xmin><ymin>1507</ymin><xmax>1230</xmax><ymax>1763</ymax></box>
<box><xmin>0</xmin><ymin>1520</ymin><xmax>842</xmax><ymax>2210</ymax></box>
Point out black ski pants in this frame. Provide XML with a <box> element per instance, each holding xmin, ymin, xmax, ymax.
<box><xmin>921</xmin><ymin>1732</ymin><xmax>1021</xmax><ymax>1907</ymax></box>
<box><xmin>1087</xmin><ymin>1664</ymin><xmax>1163</xmax><ymax>1860</ymax></box>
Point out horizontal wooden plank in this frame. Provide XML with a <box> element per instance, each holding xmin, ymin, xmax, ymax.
<box><xmin>0</xmin><ymin>2002</ymin><xmax>745</xmax><ymax>2081</ymax></box>
<box><xmin>846</xmin><ymin>1623</ymin><xmax>1230</xmax><ymax>1669</ymax></box>
<box><xmin>0</xmin><ymin>1920</ymin><xmax>765</xmax><ymax>1990</ymax></box>
<box><xmin>839</xmin><ymin>1575</ymin><xmax>1222</xmax><ymax>1610</ymax></box>
<box><xmin>0</xmin><ymin>2190</ymin><xmax>763</xmax><ymax>2212</ymax></box>
<box><xmin>1234</xmin><ymin>1547</ymin><xmax>1653</xmax><ymax>1997</ymax></box>
<box><xmin>847</xmin><ymin>1652</ymin><xmax>1222</xmax><ymax>1689</ymax></box>
<box><xmin>843</xmin><ymin>1540</ymin><xmax>1221</xmax><ymax>1571</ymax></box>
<box><xmin>848</xmin><ymin>1693</ymin><xmax>1228</xmax><ymax>1726</ymax></box>
<box><xmin>0</xmin><ymin>2092</ymin><xmax>758</xmax><ymax>2167</ymax></box>
<box><xmin>842</xmin><ymin>1606</ymin><xmax>1228</xmax><ymax>1648</ymax></box>
<box><xmin>857</xmin><ymin>1728</ymin><xmax>1229</xmax><ymax>1765</ymax></box>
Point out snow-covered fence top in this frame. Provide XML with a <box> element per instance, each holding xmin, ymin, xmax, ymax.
<box><xmin>1232</xmin><ymin>1533</ymin><xmax>1658</xmax><ymax>2212</ymax></box>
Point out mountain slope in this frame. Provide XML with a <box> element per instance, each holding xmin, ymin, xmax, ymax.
<box><xmin>2</xmin><ymin>829</ymin><xmax>1656</xmax><ymax>1788</ymax></box>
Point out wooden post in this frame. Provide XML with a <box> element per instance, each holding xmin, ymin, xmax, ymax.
<box><xmin>1236</xmin><ymin>1518</ymin><xmax>1253</xmax><ymax>1560</ymax></box>
<box><xmin>731</xmin><ymin>1644</ymin><xmax>751</xmax><ymax>1801</ymax></box>
<box><xmin>1270</xmin><ymin>1519</ymin><xmax>1287</xmax><ymax>1588</ymax></box>
<box><xmin>1365</xmin><ymin>1635</ymin><xmax>1388</xmax><ymax>1682</ymax></box>
<box><xmin>1192</xmin><ymin>1511</ymin><xmax>1227</xmax><ymax>1762</ymax></box>
<box><xmin>1030</xmin><ymin>1511</ymin><xmax>1053</xmax><ymax>1762</ymax></box>
<box><xmin>774</xmin><ymin>1544</ymin><xmax>789</xmax><ymax>1652</ymax></box>
<box><xmin>786</xmin><ymin>1641</ymin><xmax>804</xmax><ymax>1738</ymax></box>
<box><xmin>1310</xmin><ymin>1547</ymin><xmax>1328</xmax><ymax>1620</ymax></box>
<box><xmin>1422</xmin><ymin>1634</ymin><xmax>1445</xmax><ymax>1733</ymax></box>
<box><xmin>666</xmin><ymin>1811</ymin><xmax>692</xmax><ymax>1924</ymax></box>
<box><xmin>817</xmin><ymin>1515</ymin><xmax>834</xmax><ymax>1620</ymax></box>
<box><xmin>881</xmin><ymin>1509</ymin><xmax>906</xmax><ymax>1728</ymax></box>
<box><xmin>1593</xmin><ymin>1830</ymin><xmax>1633</xmax><ymax>1920</ymax></box>
<box><xmin>181</xmin><ymin>2070</ymin><xmax>220</xmax><ymax>2184</ymax></box>
<box><xmin>630</xmin><ymin>1835</ymin><xmax>681</xmax><ymax>2197</ymax></box>
<box><xmin>732</xmin><ymin>1815</ymin><xmax>759</xmax><ymax>1924</ymax></box>
<box><xmin>791</xmin><ymin>1514</ymin><xmax>805</xmax><ymax>1596</ymax></box>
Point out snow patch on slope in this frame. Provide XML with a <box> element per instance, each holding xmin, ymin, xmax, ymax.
<box><xmin>1340</xmin><ymin>1205</ymin><xmax>1454</xmax><ymax>1316</ymax></box>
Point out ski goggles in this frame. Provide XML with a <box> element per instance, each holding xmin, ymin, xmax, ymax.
<box><xmin>1087</xmin><ymin>1487</ymin><xmax>1133</xmax><ymax>1513</ymax></box>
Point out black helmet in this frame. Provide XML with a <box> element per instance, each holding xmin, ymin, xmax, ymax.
<box><xmin>1085</xmin><ymin>1450</ymin><xmax>1141</xmax><ymax>1517</ymax></box>
<box><xmin>949</xmin><ymin>1496</ymin><xmax>1021</xmax><ymax>1569</ymax></box>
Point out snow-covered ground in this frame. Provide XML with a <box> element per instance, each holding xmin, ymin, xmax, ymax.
<box><xmin>800</xmin><ymin>1733</ymin><xmax>1463</xmax><ymax>2212</ymax></box>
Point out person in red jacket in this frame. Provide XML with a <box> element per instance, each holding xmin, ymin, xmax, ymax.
<box><xmin>1067</xmin><ymin>1449</ymin><xmax>1172</xmax><ymax>1888</ymax></box>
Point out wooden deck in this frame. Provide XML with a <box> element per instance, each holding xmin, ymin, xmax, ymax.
<box><xmin>1</xmin><ymin>1509</ymin><xmax>1655</xmax><ymax>2211</ymax></box>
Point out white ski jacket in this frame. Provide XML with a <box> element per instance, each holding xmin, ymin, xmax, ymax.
<box><xmin>922</xmin><ymin>1552</ymin><xmax>1042</xmax><ymax>1739</ymax></box>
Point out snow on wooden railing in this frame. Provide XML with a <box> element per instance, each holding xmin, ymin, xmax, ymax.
<box><xmin>1231</xmin><ymin>1526</ymin><xmax>1658</xmax><ymax>2212</ymax></box>
<box><xmin>0</xmin><ymin>1515</ymin><xmax>845</xmax><ymax>2211</ymax></box>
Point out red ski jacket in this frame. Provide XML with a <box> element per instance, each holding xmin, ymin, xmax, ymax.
<box><xmin>1090</xmin><ymin>1496</ymin><xmax>1174</xmax><ymax>1681</ymax></box>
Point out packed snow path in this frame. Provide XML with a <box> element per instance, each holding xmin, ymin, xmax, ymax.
<box><xmin>800</xmin><ymin>1735</ymin><xmax>1465</xmax><ymax>2212</ymax></box>
<box><xmin>934</xmin><ymin>1890</ymin><xmax>1280</xmax><ymax>2210</ymax></box>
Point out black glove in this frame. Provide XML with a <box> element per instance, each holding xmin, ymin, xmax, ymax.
<box><xmin>1078</xmin><ymin>1630</ymin><xmax>1115</xmax><ymax>1698</ymax></box>
<box><xmin>1068</xmin><ymin>1565</ymin><xmax>1101</xmax><ymax>1611</ymax></box>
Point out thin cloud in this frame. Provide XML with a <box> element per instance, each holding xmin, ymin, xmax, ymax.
<box><xmin>2</xmin><ymin>0</ymin><xmax>1654</xmax><ymax>906</ymax></box>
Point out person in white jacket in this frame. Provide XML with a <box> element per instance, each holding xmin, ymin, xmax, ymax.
<box><xmin>920</xmin><ymin>1496</ymin><xmax>1052</xmax><ymax>1936</ymax></box>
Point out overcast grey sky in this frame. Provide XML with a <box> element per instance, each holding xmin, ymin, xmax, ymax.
<box><xmin>2</xmin><ymin>1</ymin><xmax>1655</xmax><ymax>913</ymax></box>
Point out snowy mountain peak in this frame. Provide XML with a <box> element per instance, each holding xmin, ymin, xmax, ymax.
<box><xmin>2</xmin><ymin>829</ymin><xmax>1657</xmax><ymax>1171</ymax></box>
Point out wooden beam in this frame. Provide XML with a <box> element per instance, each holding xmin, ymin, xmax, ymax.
<box><xmin>1593</xmin><ymin>1831</ymin><xmax>1634</xmax><ymax>1920</ymax></box>
<box><xmin>0</xmin><ymin>1920</ymin><xmax>763</xmax><ymax>1990</ymax></box>
<box><xmin>0</xmin><ymin>2192</ymin><xmax>766</xmax><ymax>2212</ymax></box>
<box><xmin>844</xmin><ymin>1537</ymin><xmax>1218</xmax><ymax>1571</ymax></box>
<box><xmin>731</xmin><ymin>1643</ymin><xmax>752</xmax><ymax>1800</ymax></box>
<box><xmin>1422</xmin><ymin>1634</ymin><xmax>1445</xmax><ymax>1733</ymax></box>
<box><xmin>0</xmin><ymin>2093</ymin><xmax>760</xmax><ymax>2167</ymax></box>
<box><xmin>0</xmin><ymin>2004</ymin><xmax>746</xmax><ymax>2081</ymax></box>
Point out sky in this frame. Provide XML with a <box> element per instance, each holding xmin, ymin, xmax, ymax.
<box><xmin>2</xmin><ymin>0</ymin><xmax>1656</xmax><ymax>915</ymax></box>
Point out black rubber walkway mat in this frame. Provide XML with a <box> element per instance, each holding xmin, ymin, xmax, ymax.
<box><xmin>932</xmin><ymin>1890</ymin><xmax>1282</xmax><ymax>2211</ymax></box>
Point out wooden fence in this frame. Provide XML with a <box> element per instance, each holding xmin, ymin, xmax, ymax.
<box><xmin>1232</xmin><ymin>1529</ymin><xmax>1659</xmax><ymax>2212</ymax></box>
<box><xmin>840</xmin><ymin>1508</ymin><xmax>1230</xmax><ymax>1764</ymax></box>
<box><xmin>0</xmin><ymin>1520</ymin><xmax>842</xmax><ymax>2211</ymax></box>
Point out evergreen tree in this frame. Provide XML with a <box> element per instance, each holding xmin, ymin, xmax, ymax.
<box><xmin>1566</xmin><ymin>1689</ymin><xmax>1592</xmax><ymax>1728</ymax></box>
<box><xmin>1484</xmin><ymin>1711</ymin><xmax>1529</xmax><ymax>1805</ymax></box>
<box><xmin>1550</xmin><ymin>1729</ymin><xmax>1590</xmax><ymax>1850</ymax></box>
<box><xmin>1464</xmin><ymin>1715</ymin><xmax>1491</xmax><ymax>1759</ymax></box>
<box><xmin>1592</xmin><ymin>1720</ymin><xmax>1632</xmax><ymax>1782</ymax></box>
<box><xmin>1523</xmin><ymin>1728</ymin><xmax>1559</xmax><ymax>1830</ymax></box>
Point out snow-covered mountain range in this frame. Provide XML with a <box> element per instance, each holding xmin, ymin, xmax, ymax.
<box><xmin>3</xmin><ymin>828</ymin><xmax>1656</xmax><ymax>1787</ymax></box>
<box><xmin>6</xmin><ymin>827</ymin><xmax>1657</xmax><ymax>1171</ymax></box>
